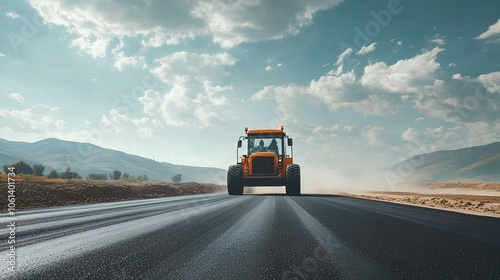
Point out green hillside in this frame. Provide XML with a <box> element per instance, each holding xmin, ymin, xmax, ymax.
<box><xmin>0</xmin><ymin>138</ymin><xmax>226</xmax><ymax>183</ymax></box>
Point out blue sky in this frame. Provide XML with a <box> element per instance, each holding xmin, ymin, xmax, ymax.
<box><xmin>1</xmin><ymin>0</ymin><xmax>499</xmax><ymax>187</ymax></box>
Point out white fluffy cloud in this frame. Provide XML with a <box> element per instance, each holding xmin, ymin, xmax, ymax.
<box><xmin>415</xmin><ymin>72</ymin><xmax>500</xmax><ymax>123</ymax></box>
<box><xmin>251</xmin><ymin>45</ymin><xmax>494</xmax><ymax>129</ymax></box>
<box><xmin>420</xmin><ymin>71</ymin><xmax>500</xmax><ymax>124</ymax></box>
<box><xmin>252</xmin><ymin>47</ymin><xmax>408</xmax><ymax>118</ymax></box>
<box><xmin>138</xmin><ymin>89</ymin><xmax>162</xmax><ymax>116</ymax></box>
<box><xmin>30</xmin><ymin>0</ymin><xmax>202</xmax><ymax>58</ymax></box>
<box><xmin>100</xmin><ymin>50</ymin><xmax>237</xmax><ymax>131</ymax></box>
<box><xmin>363</xmin><ymin>126</ymin><xmax>386</xmax><ymax>146</ymax></box>
<box><xmin>309</xmin><ymin>70</ymin><xmax>357</xmax><ymax>110</ymax></box>
<box><xmin>6</xmin><ymin>12</ymin><xmax>21</xmax><ymax>19</ymax></box>
<box><xmin>400</xmin><ymin>125</ymin><xmax>464</xmax><ymax>156</ymax></box>
<box><xmin>477</xmin><ymin>71</ymin><xmax>500</xmax><ymax>93</ymax></box>
<box><xmin>8</xmin><ymin>92</ymin><xmax>24</xmax><ymax>103</ymax></box>
<box><xmin>429</xmin><ymin>38</ymin><xmax>446</xmax><ymax>45</ymax></box>
<box><xmin>145</xmin><ymin>52</ymin><xmax>236</xmax><ymax>127</ymax></box>
<box><xmin>30</xmin><ymin>0</ymin><xmax>343</xmax><ymax>58</ymax></box>
<box><xmin>428</xmin><ymin>34</ymin><xmax>446</xmax><ymax>46</ymax></box>
<box><xmin>406</xmin><ymin>126</ymin><xmax>462</xmax><ymax>144</ymax></box>
<box><xmin>0</xmin><ymin>104</ymin><xmax>65</xmax><ymax>132</ymax></box>
<box><xmin>313</xmin><ymin>124</ymin><xmax>357</xmax><ymax>136</ymax></box>
<box><xmin>100</xmin><ymin>109</ymin><xmax>152</xmax><ymax>138</ymax></box>
<box><xmin>451</xmin><ymin>73</ymin><xmax>471</xmax><ymax>81</ymax></box>
<box><xmin>400</xmin><ymin>121</ymin><xmax>500</xmax><ymax>157</ymax></box>
<box><xmin>264</xmin><ymin>63</ymin><xmax>282</xmax><ymax>71</ymax></box>
<box><xmin>113</xmin><ymin>50</ymin><xmax>141</xmax><ymax>71</ymax></box>
<box><xmin>463</xmin><ymin>121</ymin><xmax>500</xmax><ymax>146</ymax></box>
<box><xmin>192</xmin><ymin>0</ymin><xmax>343</xmax><ymax>48</ymax></box>
<box><xmin>251</xmin><ymin>84</ymin><xmax>309</xmax><ymax>122</ymax></box>
<box><xmin>151</xmin><ymin>52</ymin><xmax>236</xmax><ymax>85</ymax></box>
<box><xmin>476</xmin><ymin>18</ymin><xmax>500</xmax><ymax>41</ymax></box>
<box><xmin>401</xmin><ymin>127</ymin><xmax>420</xmax><ymax>142</ymax></box>
<box><xmin>253</xmin><ymin>76</ymin><xmax>398</xmax><ymax>120</ymax></box>
<box><xmin>356</xmin><ymin>42</ymin><xmax>377</xmax><ymax>56</ymax></box>
<box><xmin>360</xmin><ymin>47</ymin><xmax>444</xmax><ymax>94</ymax></box>
<box><xmin>111</xmin><ymin>41</ymin><xmax>144</xmax><ymax>71</ymax></box>
<box><xmin>351</xmin><ymin>95</ymin><xmax>397</xmax><ymax>116</ymax></box>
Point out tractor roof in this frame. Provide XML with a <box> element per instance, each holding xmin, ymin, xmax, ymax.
<box><xmin>247</xmin><ymin>129</ymin><xmax>284</xmax><ymax>135</ymax></box>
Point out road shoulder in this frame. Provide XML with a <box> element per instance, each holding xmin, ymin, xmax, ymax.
<box><xmin>344</xmin><ymin>183</ymin><xmax>500</xmax><ymax>218</ymax></box>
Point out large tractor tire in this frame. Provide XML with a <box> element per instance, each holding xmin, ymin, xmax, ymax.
<box><xmin>286</xmin><ymin>164</ymin><xmax>301</xmax><ymax>196</ymax></box>
<box><xmin>227</xmin><ymin>165</ymin><xmax>244</xmax><ymax>195</ymax></box>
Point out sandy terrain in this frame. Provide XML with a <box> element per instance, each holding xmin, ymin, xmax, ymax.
<box><xmin>2</xmin><ymin>178</ymin><xmax>226</xmax><ymax>210</ymax></box>
<box><xmin>349</xmin><ymin>183</ymin><xmax>500</xmax><ymax>218</ymax></box>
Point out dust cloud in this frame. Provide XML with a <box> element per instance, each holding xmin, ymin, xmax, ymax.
<box><xmin>242</xmin><ymin>166</ymin><xmax>397</xmax><ymax>195</ymax></box>
<box><xmin>301</xmin><ymin>166</ymin><xmax>391</xmax><ymax>195</ymax></box>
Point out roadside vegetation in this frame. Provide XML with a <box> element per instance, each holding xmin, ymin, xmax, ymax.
<box><xmin>1</xmin><ymin>161</ymin><xmax>177</xmax><ymax>183</ymax></box>
<box><xmin>0</xmin><ymin>161</ymin><xmax>219</xmax><ymax>210</ymax></box>
<box><xmin>171</xmin><ymin>173</ymin><xmax>182</xmax><ymax>183</ymax></box>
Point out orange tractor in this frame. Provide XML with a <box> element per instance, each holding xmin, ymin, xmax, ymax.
<box><xmin>227</xmin><ymin>126</ymin><xmax>300</xmax><ymax>195</ymax></box>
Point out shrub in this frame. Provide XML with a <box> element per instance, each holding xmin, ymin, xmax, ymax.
<box><xmin>171</xmin><ymin>174</ymin><xmax>182</xmax><ymax>183</ymax></box>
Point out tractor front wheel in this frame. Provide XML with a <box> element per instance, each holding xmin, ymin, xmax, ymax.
<box><xmin>286</xmin><ymin>164</ymin><xmax>301</xmax><ymax>196</ymax></box>
<box><xmin>227</xmin><ymin>165</ymin><xmax>244</xmax><ymax>195</ymax></box>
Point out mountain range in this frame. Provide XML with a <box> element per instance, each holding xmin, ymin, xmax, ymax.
<box><xmin>1</xmin><ymin>138</ymin><xmax>498</xmax><ymax>184</ymax></box>
<box><xmin>0</xmin><ymin>138</ymin><xmax>226</xmax><ymax>184</ymax></box>
<box><xmin>391</xmin><ymin>142</ymin><xmax>500</xmax><ymax>182</ymax></box>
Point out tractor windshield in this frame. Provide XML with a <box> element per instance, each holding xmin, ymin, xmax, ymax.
<box><xmin>248</xmin><ymin>134</ymin><xmax>283</xmax><ymax>156</ymax></box>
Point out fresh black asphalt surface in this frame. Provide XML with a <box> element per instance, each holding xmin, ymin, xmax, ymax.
<box><xmin>1</xmin><ymin>193</ymin><xmax>499</xmax><ymax>279</ymax></box>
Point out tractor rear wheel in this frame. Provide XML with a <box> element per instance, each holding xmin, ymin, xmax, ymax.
<box><xmin>286</xmin><ymin>164</ymin><xmax>301</xmax><ymax>196</ymax></box>
<box><xmin>227</xmin><ymin>165</ymin><xmax>244</xmax><ymax>195</ymax></box>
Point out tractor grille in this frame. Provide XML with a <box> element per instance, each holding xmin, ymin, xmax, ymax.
<box><xmin>252</xmin><ymin>157</ymin><xmax>275</xmax><ymax>174</ymax></box>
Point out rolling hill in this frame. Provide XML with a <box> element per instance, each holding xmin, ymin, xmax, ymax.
<box><xmin>0</xmin><ymin>138</ymin><xmax>226</xmax><ymax>183</ymax></box>
<box><xmin>391</xmin><ymin>142</ymin><xmax>500</xmax><ymax>182</ymax></box>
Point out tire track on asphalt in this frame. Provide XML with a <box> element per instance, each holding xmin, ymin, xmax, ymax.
<box><xmin>0</xmin><ymin>194</ymin><xmax>243</xmax><ymax>277</ymax></box>
<box><xmin>319</xmin><ymin>196</ymin><xmax>500</xmax><ymax>245</ymax></box>
<box><xmin>153</xmin><ymin>196</ymin><xmax>276</xmax><ymax>280</ymax></box>
<box><xmin>0</xmin><ymin>194</ymin><xmax>228</xmax><ymax>250</ymax></box>
<box><xmin>286</xmin><ymin>197</ymin><xmax>389</xmax><ymax>279</ymax></box>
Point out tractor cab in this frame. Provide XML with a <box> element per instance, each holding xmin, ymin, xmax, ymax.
<box><xmin>228</xmin><ymin>126</ymin><xmax>300</xmax><ymax>195</ymax></box>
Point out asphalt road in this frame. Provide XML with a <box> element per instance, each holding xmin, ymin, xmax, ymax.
<box><xmin>1</xmin><ymin>193</ymin><xmax>499</xmax><ymax>279</ymax></box>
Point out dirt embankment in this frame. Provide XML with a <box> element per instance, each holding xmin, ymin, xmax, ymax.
<box><xmin>350</xmin><ymin>183</ymin><xmax>500</xmax><ymax>218</ymax></box>
<box><xmin>2</xmin><ymin>179</ymin><xmax>226</xmax><ymax>210</ymax></box>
